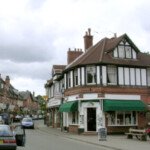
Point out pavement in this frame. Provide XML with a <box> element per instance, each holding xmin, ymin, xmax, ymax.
<box><xmin>36</xmin><ymin>123</ymin><xmax>150</xmax><ymax>150</ymax></box>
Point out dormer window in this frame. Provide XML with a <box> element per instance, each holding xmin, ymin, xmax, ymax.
<box><xmin>113</xmin><ymin>40</ymin><xmax>137</xmax><ymax>59</ymax></box>
<box><xmin>86</xmin><ymin>66</ymin><xmax>96</xmax><ymax>84</ymax></box>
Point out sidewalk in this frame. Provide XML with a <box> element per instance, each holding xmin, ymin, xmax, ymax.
<box><xmin>37</xmin><ymin>125</ymin><xmax>150</xmax><ymax>150</ymax></box>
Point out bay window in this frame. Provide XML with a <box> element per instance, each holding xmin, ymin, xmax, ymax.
<box><xmin>86</xmin><ymin>66</ymin><xmax>96</xmax><ymax>84</ymax></box>
<box><xmin>107</xmin><ymin>66</ymin><xmax>117</xmax><ymax>85</ymax></box>
<box><xmin>74</xmin><ymin>69</ymin><xmax>78</xmax><ymax>86</ymax></box>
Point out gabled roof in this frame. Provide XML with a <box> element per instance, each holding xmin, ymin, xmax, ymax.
<box><xmin>66</xmin><ymin>34</ymin><xmax>150</xmax><ymax>70</ymax></box>
<box><xmin>19</xmin><ymin>91</ymin><xmax>33</xmax><ymax>100</ymax></box>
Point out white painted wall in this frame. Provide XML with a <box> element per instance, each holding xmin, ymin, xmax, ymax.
<box><xmin>118</xmin><ymin>67</ymin><xmax>124</xmax><ymax>85</ymax></box>
<box><xmin>81</xmin><ymin>67</ymin><xmax>85</xmax><ymax>85</ymax></box>
<box><xmin>102</xmin><ymin>66</ymin><xmax>107</xmax><ymax>85</ymax></box>
<box><xmin>136</xmin><ymin>68</ymin><xmax>141</xmax><ymax>85</ymax></box>
<box><xmin>124</xmin><ymin>68</ymin><xmax>130</xmax><ymax>85</ymax></box>
<box><xmin>130</xmin><ymin>68</ymin><xmax>135</xmax><ymax>85</ymax></box>
<box><xmin>64</xmin><ymin>74</ymin><xmax>67</xmax><ymax>89</ymax></box>
<box><xmin>79</xmin><ymin>101</ymin><xmax>103</xmax><ymax>132</ymax></box>
<box><xmin>141</xmin><ymin>69</ymin><xmax>146</xmax><ymax>86</ymax></box>
<box><xmin>78</xmin><ymin>68</ymin><xmax>81</xmax><ymax>85</ymax></box>
<box><xmin>97</xmin><ymin>66</ymin><xmax>101</xmax><ymax>84</ymax></box>
<box><xmin>70</xmin><ymin>71</ymin><xmax>73</xmax><ymax>87</ymax></box>
<box><xmin>105</xmin><ymin>94</ymin><xmax>141</xmax><ymax>100</ymax></box>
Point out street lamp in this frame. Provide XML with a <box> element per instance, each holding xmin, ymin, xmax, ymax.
<box><xmin>60</xmin><ymin>86</ymin><xmax>65</xmax><ymax>132</ymax></box>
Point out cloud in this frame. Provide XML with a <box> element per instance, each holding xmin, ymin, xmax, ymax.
<box><xmin>0</xmin><ymin>0</ymin><xmax>150</xmax><ymax>95</ymax></box>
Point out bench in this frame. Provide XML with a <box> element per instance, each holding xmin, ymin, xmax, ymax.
<box><xmin>125</xmin><ymin>128</ymin><xmax>147</xmax><ymax>141</ymax></box>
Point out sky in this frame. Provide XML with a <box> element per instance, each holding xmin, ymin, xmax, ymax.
<box><xmin>0</xmin><ymin>0</ymin><xmax>150</xmax><ymax>96</ymax></box>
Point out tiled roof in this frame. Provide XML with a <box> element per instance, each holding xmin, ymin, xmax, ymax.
<box><xmin>53</xmin><ymin>65</ymin><xmax>66</xmax><ymax>70</ymax></box>
<box><xmin>66</xmin><ymin>34</ymin><xmax>150</xmax><ymax>69</ymax></box>
<box><xmin>53</xmin><ymin>65</ymin><xmax>66</xmax><ymax>74</ymax></box>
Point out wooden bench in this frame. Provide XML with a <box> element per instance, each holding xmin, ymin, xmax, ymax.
<box><xmin>125</xmin><ymin>128</ymin><xmax>147</xmax><ymax>141</ymax></box>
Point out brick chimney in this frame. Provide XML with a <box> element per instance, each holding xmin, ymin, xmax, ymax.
<box><xmin>83</xmin><ymin>28</ymin><xmax>93</xmax><ymax>51</ymax></box>
<box><xmin>67</xmin><ymin>48</ymin><xmax>83</xmax><ymax>64</ymax></box>
<box><xmin>5</xmin><ymin>76</ymin><xmax>10</xmax><ymax>85</ymax></box>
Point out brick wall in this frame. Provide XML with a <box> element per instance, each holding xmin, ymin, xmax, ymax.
<box><xmin>65</xmin><ymin>86</ymin><xmax>150</xmax><ymax>104</ymax></box>
<box><xmin>67</xmin><ymin>49</ymin><xmax>83</xmax><ymax>64</ymax></box>
<box><xmin>69</xmin><ymin>125</ymin><xmax>79</xmax><ymax>134</ymax></box>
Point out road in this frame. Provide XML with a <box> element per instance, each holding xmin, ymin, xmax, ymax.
<box><xmin>17</xmin><ymin>120</ymin><xmax>108</xmax><ymax>150</ymax></box>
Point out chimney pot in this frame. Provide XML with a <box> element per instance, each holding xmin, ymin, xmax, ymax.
<box><xmin>84</xmin><ymin>28</ymin><xmax>93</xmax><ymax>51</ymax></box>
<box><xmin>88</xmin><ymin>28</ymin><xmax>91</xmax><ymax>35</ymax></box>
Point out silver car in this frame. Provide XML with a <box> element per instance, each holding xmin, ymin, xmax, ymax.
<box><xmin>21</xmin><ymin>117</ymin><xmax>34</xmax><ymax>129</ymax></box>
<box><xmin>0</xmin><ymin>124</ymin><xmax>25</xmax><ymax>150</ymax></box>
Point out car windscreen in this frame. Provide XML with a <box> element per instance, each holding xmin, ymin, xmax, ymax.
<box><xmin>0</xmin><ymin>126</ymin><xmax>13</xmax><ymax>136</ymax></box>
<box><xmin>22</xmin><ymin>118</ymin><xmax>32</xmax><ymax>122</ymax></box>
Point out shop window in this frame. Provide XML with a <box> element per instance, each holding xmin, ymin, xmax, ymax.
<box><xmin>117</xmin><ymin>112</ymin><xmax>124</xmax><ymax>125</ymax></box>
<box><xmin>107</xmin><ymin>111</ymin><xmax>137</xmax><ymax>126</ymax></box>
<box><xmin>108</xmin><ymin>112</ymin><xmax>115</xmax><ymax>125</ymax></box>
<box><xmin>72</xmin><ymin>112</ymin><xmax>78</xmax><ymax>124</ymax></box>
<box><xmin>125</xmin><ymin>113</ymin><xmax>131</xmax><ymax>125</ymax></box>
<box><xmin>146</xmin><ymin>112</ymin><xmax>150</xmax><ymax>124</ymax></box>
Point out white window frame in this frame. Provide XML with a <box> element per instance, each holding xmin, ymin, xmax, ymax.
<box><xmin>107</xmin><ymin>111</ymin><xmax>137</xmax><ymax>126</ymax></box>
<box><xmin>107</xmin><ymin>66</ymin><xmax>117</xmax><ymax>85</ymax></box>
<box><xmin>125</xmin><ymin>46</ymin><xmax>132</xmax><ymax>58</ymax></box>
<box><xmin>86</xmin><ymin>66</ymin><xmax>96</xmax><ymax>85</ymax></box>
<box><xmin>67</xmin><ymin>72</ymin><xmax>71</xmax><ymax>88</ymax></box>
<box><xmin>147</xmin><ymin>68</ymin><xmax>150</xmax><ymax>86</ymax></box>
<box><xmin>74</xmin><ymin>69</ymin><xmax>78</xmax><ymax>86</ymax></box>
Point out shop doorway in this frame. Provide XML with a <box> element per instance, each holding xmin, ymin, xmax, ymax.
<box><xmin>87</xmin><ymin>108</ymin><xmax>96</xmax><ymax>131</ymax></box>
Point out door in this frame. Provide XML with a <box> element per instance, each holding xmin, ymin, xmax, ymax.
<box><xmin>87</xmin><ymin>108</ymin><xmax>96</xmax><ymax>131</ymax></box>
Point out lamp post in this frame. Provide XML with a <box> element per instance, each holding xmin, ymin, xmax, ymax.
<box><xmin>61</xmin><ymin>87</ymin><xmax>64</xmax><ymax>132</ymax></box>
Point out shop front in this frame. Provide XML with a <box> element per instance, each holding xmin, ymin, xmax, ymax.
<box><xmin>59</xmin><ymin>99</ymin><xmax>104</xmax><ymax>134</ymax></box>
<box><xmin>59</xmin><ymin>101</ymin><xmax>78</xmax><ymax>132</ymax></box>
<box><xmin>47</xmin><ymin>98</ymin><xmax>61</xmax><ymax>128</ymax></box>
<box><xmin>103</xmin><ymin>99</ymin><xmax>148</xmax><ymax>134</ymax></box>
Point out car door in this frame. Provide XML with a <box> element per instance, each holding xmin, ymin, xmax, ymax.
<box><xmin>14</xmin><ymin>125</ymin><xmax>26</xmax><ymax>146</ymax></box>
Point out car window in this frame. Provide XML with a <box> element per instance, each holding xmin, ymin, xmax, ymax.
<box><xmin>23</xmin><ymin>118</ymin><xmax>32</xmax><ymax>122</ymax></box>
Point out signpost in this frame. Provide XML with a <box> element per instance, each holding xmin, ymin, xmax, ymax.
<box><xmin>98</xmin><ymin>127</ymin><xmax>107</xmax><ymax>141</ymax></box>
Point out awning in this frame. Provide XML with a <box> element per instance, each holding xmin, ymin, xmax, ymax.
<box><xmin>103</xmin><ymin>100</ymin><xmax>148</xmax><ymax>111</ymax></box>
<box><xmin>59</xmin><ymin>101</ymin><xmax>78</xmax><ymax>112</ymax></box>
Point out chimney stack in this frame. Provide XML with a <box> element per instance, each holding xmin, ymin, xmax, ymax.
<box><xmin>5</xmin><ymin>76</ymin><xmax>10</xmax><ymax>85</ymax></box>
<box><xmin>67</xmin><ymin>48</ymin><xmax>83</xmax><ymax>64</ymax></box>
<box><xmin>83</xmin><ymin>28</ymin><xmax>93</xmax><ymax>51</ymax></box>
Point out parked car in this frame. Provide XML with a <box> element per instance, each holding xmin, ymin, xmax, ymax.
<box><xmin>0</xmin><ymin>124</ymin><xmax>25</xmax><ymax>150</ymax></box>
<box><xmin>21</xmin><ymin>117</ymin><xmax>34</xmax><ymax>129</ymax></box>
<box><xmin>13</xmin><ymin>115</ymin><xmax>22</xmax><ymax>122</ymax></box>
<box><xmin>0</xmin><ymin>113</ymin><xmax>11</xmax><ymax>125</ymax></box>
<box><xmin>0</xmin><ymin>116</ymin><xmax>4</xmax><ymax>124</ymax></box>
